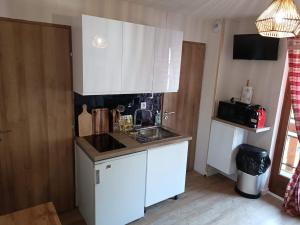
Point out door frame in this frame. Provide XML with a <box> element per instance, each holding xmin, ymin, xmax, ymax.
<box><xmin>269</xmin><ymin>82</ymin><xmax>291</xmax><ymax>197</ymax></box>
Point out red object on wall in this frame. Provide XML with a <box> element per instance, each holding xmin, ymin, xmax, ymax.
<box><xmin>257</xmin><ymin>108</ymin><xmax>266</xmax><ymax>128</ymax></box>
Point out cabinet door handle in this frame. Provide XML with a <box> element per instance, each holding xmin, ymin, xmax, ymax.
<box><xmin>95</xmin><ymin>170</ymin><xmax>100</xmax><ymax>184</ymax></box>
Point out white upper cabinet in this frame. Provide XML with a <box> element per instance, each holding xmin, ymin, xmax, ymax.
<box><xmin>73</xmin><ymin>15</ymin><xmax>123</xmax><ymax>95</ymax></box>
<box><xmin>121</xmin><ymin>22</ymin><xmax>156</xmax><ymax>94</ymax></box>
<box><xmin>153</xmin><ymin>29</ymin><xmax>183</xmax><ymax>93</ymax></box>
<box><xmin>72</xmin><ymin>15</ymin><xmax>184</xmax><ymax>95</ymax></box>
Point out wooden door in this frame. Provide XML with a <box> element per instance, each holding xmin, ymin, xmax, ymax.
<box><xmin>162</xmin><ymin>41</ymin><xmax>205</xmax><ymax>171</ymax></box>
<box><xmin>0</xmin><ymin>18</ymin><xmax>74</xmax><ymax>214</ymax></box>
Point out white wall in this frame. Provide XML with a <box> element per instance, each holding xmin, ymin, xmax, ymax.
<box><xmin>216</xmin><ymin>18</ymin><xmax>287</xmax><ymax>152</ymax></box>
<box><xmin>194</xmin><ymin>20</ymin><xmax>224</xmax><ymax>174</ymax></box>
<box><xmin>194</xmin><ymin>18</ymin><xmax>288</xmax><ymax>187</ymax></box>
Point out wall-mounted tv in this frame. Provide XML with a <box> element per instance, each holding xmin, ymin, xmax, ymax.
<box><xmin>233</xmin><ymin>34</ymin><xmax>279</xmax><ymax>61</ymax></box>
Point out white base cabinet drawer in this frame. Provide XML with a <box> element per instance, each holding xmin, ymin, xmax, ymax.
<box><xmin>145</xmin><ymin>141</ymin><xmax>188</xmax><ymax>207</ymax></box>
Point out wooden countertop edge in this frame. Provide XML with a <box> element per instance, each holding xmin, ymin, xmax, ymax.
<box><xmin>76</xmin><ymin>134</ymin><xmax>192</xmax><ymax>162</ymax></box>
<box><xmin>212</xmin><ymin>117</ymin><xmax>271</xmax><ymax>133</ymax></box>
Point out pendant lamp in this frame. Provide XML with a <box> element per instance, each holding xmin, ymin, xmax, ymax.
<box><xmin>256</xmin><ymin>0</ymin><xmax>300</xmax><ymax>38</ymax></box>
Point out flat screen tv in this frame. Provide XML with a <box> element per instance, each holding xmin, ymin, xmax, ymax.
<box><xmin>233</xmin><ymin>34</ymin><xmax>279</xmax><ymax>60</ymax></box>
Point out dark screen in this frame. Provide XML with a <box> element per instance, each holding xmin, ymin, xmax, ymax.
<box><xmin>233</xmin><ymin>34</ymin><xmax>279</xmax><ymax>60</ymax></box>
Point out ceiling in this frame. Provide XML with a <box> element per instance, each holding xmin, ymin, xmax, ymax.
<box><xmin>123</xmin><ymin>0</ymin><xmax>300</xmax><ymax>19</ymax></box>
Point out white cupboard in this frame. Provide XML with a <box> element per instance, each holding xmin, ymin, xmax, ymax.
<box><xmin>153</xmin><ymin>29</ymin><xmax>183</xmax><ymax>93</ymax></box>
<box><xmin>207</xmin><ymin>120</ymin><xmax>247</xmax><ymax>175</ymax></box>
<box><xmin>76</xmin><ymin>145</ymin><xmax>147</xmax><ymax>225</ymax></box>
<box><xmin>72</xmin><ymin>15</ymin><xmax>183</xmax><ymax>95</ymax></box>
<box><xmin>145</xmin><ymin>141</ymin><xmax>188</xmax><ymax>207</ymax></box>
<box><xmin>122</xmin><ymin>22</ymin><xmax>156</xmax><ymax>94</ymax></box>
<box><xmin>73</xmin><ymin>15</ymin><xmax>123</xmax><ymax>95</ymax></box>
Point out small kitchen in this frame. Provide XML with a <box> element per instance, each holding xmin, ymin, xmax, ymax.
<box><xmin>73</xmin><ymin>14</ymin><xmax>193</xmax><ymax>225</ymax></box>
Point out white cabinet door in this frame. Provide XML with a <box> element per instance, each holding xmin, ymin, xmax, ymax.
<box><xmin>153</xmin><ymin>28</ymin><xmax>183</xmax><ymax>93</ymax></box>
<box><xmin>145</xmin><ymin>141</ymin><xmax>188</xmax><ymax>207</ymax></box>
<box><xmin>95</xmin><ymin>151</ymin><xmax>147</xmax><ymax>225</ymax></box>
<box><xmin>207</xmin><ymin>120</ymin><xmax>247</xmax><ymax>175</ymax></box>
<box><xmin>81</xmin><ymin>15</ymin><xmax>123</xmax><ymax>95</ymax></box>
<box><xmin>122</xmin><ymin>22</ymin><xmax>155</xmax><ymax>94</ymax></box>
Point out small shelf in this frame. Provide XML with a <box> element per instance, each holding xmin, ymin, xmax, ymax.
<box><xmin>212</xmin><ymin>117</ymin><xmax>271</xmax><ymax>133</ymax></box>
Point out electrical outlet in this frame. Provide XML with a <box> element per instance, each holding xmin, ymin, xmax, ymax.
<box><xmin>141</xmin><ymin>102</ymin><xmax>147</xmax><ymax>109</ymax></box>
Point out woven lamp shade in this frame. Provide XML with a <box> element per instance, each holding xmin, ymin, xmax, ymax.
<box><xmin>256</xmin><ymin>0</ymin><xmax>300</xmax><ymax>38</ymax></box>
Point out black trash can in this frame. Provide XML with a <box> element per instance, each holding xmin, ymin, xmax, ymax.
<box><xmin>235</xmin><ymin>144</ymin><xmax>271</xmax><ymax>199</ymax></box>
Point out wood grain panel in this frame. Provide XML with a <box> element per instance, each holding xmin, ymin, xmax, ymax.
<box><xmin>269</xmin><ymin>83</ymin><xmax>291</xmax><ymax>197</ymax></box>
<box><xmin>0</xmin><ymin>18</ymin><xmax>73</xmax><ymax>214</ymax></box>
<box><xmin>163</xmin><ymin>41</ymin><xmax>205</xmax><ymax>171</ymax></box>
<box><xmin>0</xmin><ymin>202</ymin><xmax>62</xmax><ymax>225</ymax></box>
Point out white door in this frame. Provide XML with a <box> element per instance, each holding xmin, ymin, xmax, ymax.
<box><xmin>95</xmin><ymin>151</ymin><xmax>147</xmax><ymax>225</ymax></box>
<box><xmin>82</xmin><ymin>15</ymin><xmax>123</xmax><ymax>95</ymax></box>
<box><xmin>153</xmin><ymin>28</ymin><xmax>183</xmax><ymax>93</ymax></box>
<box><xmin>145</xmin><ymin>141</ymin><xmax>188</xmax><ymax>207</ymax></box>
<box><xmin>122</xmin><ymin>22</ymin><xmax>155</xmax><ymax>94</ymax></box>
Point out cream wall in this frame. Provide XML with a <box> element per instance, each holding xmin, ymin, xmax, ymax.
<box><xmin>215</xmin><ymin>18</ymin><xmax>287</xmax><ymax>154</ymax></box>
<box><xmin>0</xmin><ymin>0</ymin><xmax>210</xmax><ymax>42</ymax></box>
<box><xmin>195</xmin><ymin>18</ymin><xmax>288</xmax><ymax>187</ymax></box>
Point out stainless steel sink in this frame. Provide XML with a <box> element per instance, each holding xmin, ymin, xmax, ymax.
<box><xmin>129</xmin><ymin>126</ymin><xmax>179</xmax><ymax>143</ymax></box>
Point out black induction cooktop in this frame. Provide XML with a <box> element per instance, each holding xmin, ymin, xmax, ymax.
<box><xmin>84</xmin><ymin>134</ymin><xmax>126</xmax><ymax>152</ymax></box>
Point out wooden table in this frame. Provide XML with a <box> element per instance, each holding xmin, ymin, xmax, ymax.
<box><xmin>0</xmin><ymin>202</ymin><xmax>62</xmax><ymax>225</ymax></box>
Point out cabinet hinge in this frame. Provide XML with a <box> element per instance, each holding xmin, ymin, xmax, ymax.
<box><xmin>70</xmin><ymin>52</ymin><xmax>73</xmax><ymax>57</ymax></box>
<box><xmin>95</xmin><ymin>170</ymin><xmax>100</xmax><ymax>184</ymax></box>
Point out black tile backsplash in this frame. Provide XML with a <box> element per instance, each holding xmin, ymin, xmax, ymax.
<box><xmin>74</xmin><ymin>93</ymin><xmax>162</xmax><ymax>135</ymax></box>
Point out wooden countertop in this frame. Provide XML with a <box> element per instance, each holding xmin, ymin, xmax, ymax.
<box><xmin>76</xmin><ymin>128</ymin><xmax>192</xmax><ymax>162</ymax></box>
<box><xmin>0</xmin><ymin>202</ymin><xmax>61</xmax><ymax>225</ymax></box>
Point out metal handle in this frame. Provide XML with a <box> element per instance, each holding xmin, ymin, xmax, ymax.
<box><xmin>95</xmin><ymin>170</ymin><xmax>100</xmax><ymax>184</ymax></box>
<box><xmin>163</xmin><ymin>111</ymin><xmax>175</xmax><ymax>120</ymax></box>
<box><xmin>0</xmin><ymin>130</ymin><xmax>12</xmax><ymax>134</ymax></box>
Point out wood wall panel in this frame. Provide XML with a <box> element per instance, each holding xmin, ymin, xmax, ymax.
<box><xmin>0</xmin><ymin>18</ymin><xmax>73</xmax><ymax>214</ymax></box>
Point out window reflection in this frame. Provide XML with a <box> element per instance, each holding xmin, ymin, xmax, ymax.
<box><xmin>92</xmin><ymin>35</ymin><xmax>108</xmax><ymax>48</ymax></box>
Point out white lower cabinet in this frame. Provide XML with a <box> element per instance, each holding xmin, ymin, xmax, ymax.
<box><xmin>207</xmin><ymin>120</ymin><xmax>247</xmax><ymax>175</ymax></box>
<box><xmin>76</xmin><ymin>145</ymin><xmax>147</xmax><ymax>225</ymax></box>
<box><xmin>76</xmin><ymin>141</ymin><xmax>189</xmax><ymax>225</ymax></box>
<box><xmin>145</xmin><ymin>141</ymin><xmax>188</xmax><ymax>207</ymax></box>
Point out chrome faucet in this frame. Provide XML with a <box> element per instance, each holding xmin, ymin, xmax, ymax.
<box><xmin>134</xmin><ymin>109</ymin><xmax>153</xmax><ymax>128</ymax></box>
